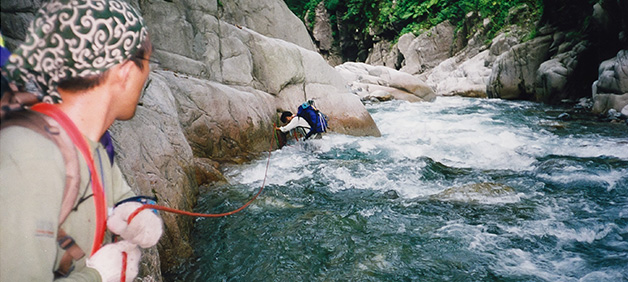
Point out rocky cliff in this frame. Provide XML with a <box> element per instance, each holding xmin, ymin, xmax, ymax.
<box><xmin>1</xmin><ymin>0</ymin><xmax>382</xmax><ymax>280</ymax></box>
<box><xmin>309</xmin><ymin>0</ymin><xmax>627</xmax><ymax>116</ymax></box>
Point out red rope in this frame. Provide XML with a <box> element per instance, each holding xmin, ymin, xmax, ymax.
<box><xmin>127</xmin><ymin>141</ymin><xmax>272</xmax><ymax>224</ymax></box>
<box><xmin>122</xmin><ymin>129</ymin><xmax>274</xmax><ymax>282</ymax></box>
<box><xmin>121</xmin><ymin>251</ymin><xmax>128</xmax><ymax>282</ymax></box>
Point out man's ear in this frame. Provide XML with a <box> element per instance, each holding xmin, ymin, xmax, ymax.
<box><xmin>110</xmin><ymin>60</ymin><xmax>134</xmax><ymax>90</ymax></box>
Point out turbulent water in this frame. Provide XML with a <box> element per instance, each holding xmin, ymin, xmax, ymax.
<box><xmin>173</xmin><ymin>97</ymin><xmax>628</xmax><ymax>282</ymax></box>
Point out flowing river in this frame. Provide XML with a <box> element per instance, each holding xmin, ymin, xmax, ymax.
<box><xmin>172</xmin><ymin>97</ymin><xmax>628</xmax><ymax>281</ymax></box>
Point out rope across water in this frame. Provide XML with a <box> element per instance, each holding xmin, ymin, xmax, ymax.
<box><xmin>120</xmin><ymin>130</ymin><xmax>275</xmax><ymax>281</ymax></box>
<box><xmin>128</xmin><ymin>140</ymin><xmax>272</xmax><ymax>222</ymax></box>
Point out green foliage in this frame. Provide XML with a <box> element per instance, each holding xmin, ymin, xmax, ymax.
<box><xmin>284</xmin><ymin>0</ymin><xmax>543</xmax><ymax>56</ymax></box>
<box><xmin>284</xmin><ymin>0</ymin><xmax>321</xmax><ymax>26</ymax></box>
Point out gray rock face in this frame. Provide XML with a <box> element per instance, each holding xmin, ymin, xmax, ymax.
<box><xmin>487</xmin><ymin>35</ymin><xmax>553</xmax><ymax>100</ymax></box>
<box><xmin>312</xmin><ymin>1</ymin><xmax>333</xmax><ymax>51</ymax></box>
<box><xmin>594</xmin><ymin>50</ymin><xmax>628</xmax><ymax>95</ymax></box>
<box><xmin>217</xmin><ymin>0</ymin><xmax>316</xmax><ymax>51</ymax></box>
<box><xmin>365</xmin><ymin>40</ymin><xmax>402</xmax><ymax>69</ymax></box>
<box><xmin>591</xmin><ymin>50</ymin><xmax>628</xmax><ymax>114</ymax></box>
<box><xmin>399</xmin><ymin>21</ymin><xmax>456</xmax><ymax>76</ymax></box>
<box><xmin>109</xmin><ymin>76</ymin><xmax>198</xmax><ymax>272</ymax></box>
<box><xmin>535</xmin><ymin>42</ymin><xmax>589</xmax><ymax>103</ymax></box>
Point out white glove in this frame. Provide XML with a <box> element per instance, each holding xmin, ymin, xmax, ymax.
<box><xmin>86</xmin><ymin>240</ymin><xmax>140</xmax><ymax>282</ymax></box>
<box><xmin>107</xmin><ymin>201</ymin><xmax>163</xmax><ymax>248</ymax></box>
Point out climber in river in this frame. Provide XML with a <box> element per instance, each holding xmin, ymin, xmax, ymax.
<box><xmin>276</xmin><ymin>100</ymin><xmax>329</xmax><ymax>141</ymax></box>
<box><xmin>1</xmin><ymin>0</ymin><xmax>163</xmax><ymax>281</ymax></box>
<box><xmin>276</xmin><ymin>110</ymin><xmax>312</xmax><ymax>140</ymax></box>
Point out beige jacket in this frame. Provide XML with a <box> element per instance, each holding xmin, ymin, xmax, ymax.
<box><xmin>0</xmin><ymin>126</ymin><xmax>135</xmax><ymax>281</ymax></box>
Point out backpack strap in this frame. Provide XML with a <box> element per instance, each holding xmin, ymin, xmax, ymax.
<box><xmin>55</xmin><ymin>228</ymin><xmax>86</xmax><ymax>277</ymax></box>
<box><xmin>0</xmin><ymin>109</ymin><xmax>85</xmax><ymax>276</ymax></box>
<box><xmin>32</xmin><ymin>103</ymin><xmax>108</xmax><ymax>256</ymax></box>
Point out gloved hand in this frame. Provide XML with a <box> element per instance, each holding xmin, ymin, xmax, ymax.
<box><xmin>86</xmin><ymin>240</ymin><xmax>140</xmax><ymax>282</ymax></box>
<box><xmin>107</xmin><ymin>201</ymin><xmax>163</xmax><ymax>248</ymax></box>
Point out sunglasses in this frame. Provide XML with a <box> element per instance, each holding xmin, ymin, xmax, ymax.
<box><xmin>134</xmin><ymin>56</ymin><xmax>161</xmax><ymax>70</ymax></box>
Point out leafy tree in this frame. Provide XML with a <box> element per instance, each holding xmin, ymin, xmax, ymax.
<box><xmin>284</xmin><ymin>0</ymin><xmax>542</xmax><ymax>61</ymax></box>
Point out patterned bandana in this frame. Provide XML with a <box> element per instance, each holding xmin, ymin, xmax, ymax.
<box><xmin>4</xmin><ymin>0</ymin><xmax>147</xmax><ymax>103</ymax></box>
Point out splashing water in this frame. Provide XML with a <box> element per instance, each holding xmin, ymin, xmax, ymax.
<box><xmin>172</xmin><ymin>97</ymin><xmax>628</xmax><ymax>282</ymax></box>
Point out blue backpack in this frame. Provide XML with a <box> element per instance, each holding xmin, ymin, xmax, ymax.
<box><xmin>296</xmin><ymin>100</ymin><xmax>328</xmax><ymax>139</ymax></box>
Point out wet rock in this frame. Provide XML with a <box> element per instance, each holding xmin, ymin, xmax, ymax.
<box><xmin>194</xmin><ymin>158</ymin><xmax>227</xmax><ymax>186</ymax></box>
<box><xmin>557</xmin><ymin>112</ymin><xmax>571</xmax><ymax>121</ymax></box>
<box><xmin>384</xmin><ymin>190</ymin><xmax>399</xmax><ymax>199</ymax></box>
<box><xmin>433</xmin><ymin>182</ymin><xmax>519</xmax><ymax>204</ymax></box>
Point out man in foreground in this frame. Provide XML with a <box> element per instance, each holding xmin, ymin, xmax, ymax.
<box><xmin>1</xmin><ymin>0</ymin><xmax>162</xmax><ymax>280</ymax></box>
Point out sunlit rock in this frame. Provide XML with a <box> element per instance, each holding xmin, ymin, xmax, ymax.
<box><xmin>336</xmin><ymin>62</ymin><xmax>436</xmax><ymax>103</ymax></box>
<box><xmin>426</xmin><ymin>50</ymin><xmax>491</xmax><ymax>98</ymax></box>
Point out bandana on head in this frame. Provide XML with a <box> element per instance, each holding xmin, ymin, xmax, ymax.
<box><xmin>4</xmin><ymin>0</ymin><xmax>147</xmax><ymax>103</ymax></box>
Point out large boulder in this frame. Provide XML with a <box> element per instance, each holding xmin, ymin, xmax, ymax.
<box><xmin>427</xmin><ymin>50</ymin><xmax>491</xmax><ymax>98</ymax></box>
<box><xmin>487</xmin><ymin>34</ymin><xmax>553</xmax><ymax>100</ymax></box>
<box><xmin>336</xmin><ymin>62</ymin><xmax>436</xmax><ymax>103</ymax></box>
<box><xmin>399</xmin><ymin>21</ymin><xmax>456</xmax><ymax>76</ymax></box>
<box><xmin>591</xmin><ymin>50</ymin><xmax>628</xmax><ymax>114</ymax></box>
<box><xmin>535</xmin><ymin>41</ymin><xmax>589</xmax><ymax>103</ymax></box>
<box><xmin>425</xmin><ymin>24</ymin><xmax>526</xmax><ymax>98</ymax></box>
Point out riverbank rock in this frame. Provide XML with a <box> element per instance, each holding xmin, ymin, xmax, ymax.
<box><xmin>591</xmin><ymin>50</ymin><xmax>628</xmax><ymax>115</ymax></box>
<box><xmin>335</xmin><ymin>62</ymin><xmax>436</xmax><ymax>103</ymax></box>
<box><xmin>425</xmin><ymin>24</ymin><xmax>527</xmax><ymax>98</ymax></box>
<box><xmin>366</xmin><ymin>10</ymin><xmax>527</xmax><ymax>99</ymax></box>
<box><xmin>426</xmin><ymin>50</ymin><xmax>490</xmax><ymax>98</ymax></box>
<box><xmin>487</xmin><ymin>34</ymin><xmax>553</xmax><ymax>100</ymax></box>
<box><xmin>534</xmin><ymin>41</ymin><xmax>587</xmax><ymax>103</ymax></box>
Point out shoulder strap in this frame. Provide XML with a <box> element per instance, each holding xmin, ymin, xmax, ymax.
<box><xmin>1</xmin><ymin>110</ymin><xmax>80</xmax><ymax>224</ymax></box>
<box><xmin>32</xmin><ymin>103</ymin><xmax>107</xmax><ymax>256</ymax></box>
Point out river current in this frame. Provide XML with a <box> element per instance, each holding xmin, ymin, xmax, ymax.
<box><xmin>173</xmin><ymin>97</ymin><xmax>628</xmax><ymax>281</ymax></box>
